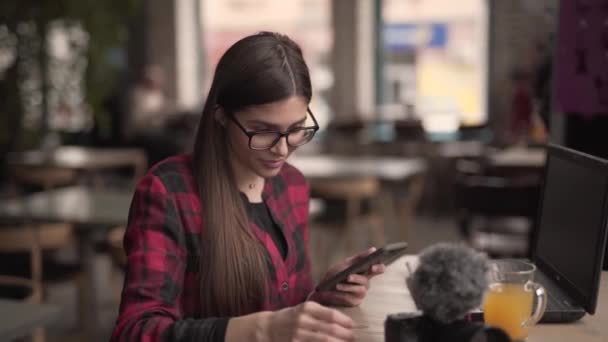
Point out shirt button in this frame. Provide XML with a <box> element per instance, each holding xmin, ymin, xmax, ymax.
<box><xmin>281</xmin><ymin>282</ymin><xmax>289</xmax><ymax>291</ymax></box>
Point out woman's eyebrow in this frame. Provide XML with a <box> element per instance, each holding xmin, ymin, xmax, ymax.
<box><xmin>246</xmin><ymin>117</ymin><xmax>307</xmax><ymax>129</ymax></box>
<box><xmin>288</xmin><ymin>117</ymin><xmax>307</xmax><ymax>127</ymax></box>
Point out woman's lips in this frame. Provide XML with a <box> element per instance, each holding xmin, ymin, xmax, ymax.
<box><xmin>261</xmin><ymin>159</ymin><xmax>285</xmax><ymax>169</ymax></box>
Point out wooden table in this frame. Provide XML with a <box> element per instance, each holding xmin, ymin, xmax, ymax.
<box><xmin>0</xmin><ymin>186</ymin><xmax>132</xmax><ymax>339</ymax></box>
<box><xmin>339</xmin><ymin>256</ymin><xmax>608</xmax><ymax>342</ymax></box>
<box><xmin>0</xmin><ymin>299</ymin><xmax>61</xmax><ymax>341</ymax></box>
<box><xmin>7</xmin><ymin>145</ymin><xmax>148</xmax><ymax>182</ymax></box>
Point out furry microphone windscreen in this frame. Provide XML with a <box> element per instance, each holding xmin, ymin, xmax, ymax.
<box><xmin>406</xmin><ymin>243</ymin><xmax>489</xmax><ymax>324</ymax></box>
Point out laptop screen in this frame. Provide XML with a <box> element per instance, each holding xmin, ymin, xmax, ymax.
<box><xmin>534</xmin><ymin>145</ymin><xmax>608</xmax><ymax>313</ymax></box>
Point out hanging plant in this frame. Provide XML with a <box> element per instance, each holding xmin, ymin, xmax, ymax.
<box><xmin>0</xmin><ymin>0</ymin><xmax>143</xmax><ymax>153</ymax></box>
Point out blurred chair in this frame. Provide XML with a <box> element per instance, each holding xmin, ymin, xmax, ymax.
<box><xmin>392</xmin><ymin>174</ymin><xmax>426</xmax><ymax>243</ymax></box>
<box><xmin>0</xmin><ymin>226</ymin><xmax>42</xmax><ymax>305</ymax></box>
<box><xmin>10</xmin><ymin>165</ymin><xmax>77</xmax><ymax>191</ymax></box>
<box><xmin>0</xmin><ymin>274</ymin><xmax>43</xmax><ymax>342</ymax></box>
<box><xmin>324</xmin><ymin>119</ymin><xmax>367</xmax><ymax>155</ymax></box>
<box><xmin>393</xmin><ymin>118</ymin><xmax>426</xmax><ymax>142</ymax></box>
<box><xmin>2</xmin><ymin>165</ymin><xmax>84</xmax><ymax>336</ymax></box>
<box><xmin>327</xmin><ymin>119</ymin><xmax>366</xmax><ymax>135</ymax></box>
<box><xmin>108</xmin><ymin>226</ymin><xmax>127</xmax><ymax>268</ymax></box>
<box><xmin>454</xmin><ymin>159</ymin><xmax>540</xmax><ymax>258</ymax></box>
<box><xmin>108</xmin><ymin>226</ymin><xmax>126</xmax><ymax>304</ymax></box>
<box><xmin>0</xmin><ymin>224</ymin><xmax>82</xmax><ymax>342</ymax></box>
<box><xmin>310</xmin><ymin>176</ymin><xmax>386</xmax><ymax>255</ymax></box>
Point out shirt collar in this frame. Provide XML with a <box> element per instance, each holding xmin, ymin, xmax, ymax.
<box><xmin>262</xmin><ymin>175</ymin><xmax>277</xmax><ymax>201</ymax></box>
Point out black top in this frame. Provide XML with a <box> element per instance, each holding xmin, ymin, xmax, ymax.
<box><xmin>243</xmin><ymin>197</ymin><xmax>288</xmax><ymax>260</ymax></box>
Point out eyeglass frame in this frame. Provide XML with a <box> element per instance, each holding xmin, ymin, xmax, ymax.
<box><xmin>226</xmin><ymin>107</ymin><xmax>320</xmax><ymax>151</ymax></box>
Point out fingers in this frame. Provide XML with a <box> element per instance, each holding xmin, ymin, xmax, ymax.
<box><xmin>309</xmin><ymin>288</ymin><xmax>365</xmax><ymax>307</ymax></box>
<box><xmin>344</xmin><ymin>274</ymin><xmax>369</xmax><ymax>287</ymax></box>
<box><xmin>296</xmin><ymin>302</ymin><xmax>355</xmax><ymax>341</ymax></box>
<box><xmin>294</xmin><ymin>330</ymin><xmax>351</xmax><ymax>342</ymax></box>
<box><xmin>325</xmin><ymin>291</ymin><xmax>364</xmax><ymax>307</ymax></box>
<box><xmin>303</xmin><ymin>302</ymin><xmax>354</xmax><ymax>329</ymax></box>
<box><xmin>366</xmin><ymin>264</ymin><xmax>386</xmax><ymax>277</ymax></box>
<box><xmin>297</xmin><ymin>316</ymin><xmax>354</xmax><ymax>341</ymax></box>
<box><xmin>337</xmin><ymin>274</ymin><xmax>369</xmax><ymax>296</ymax></box>
<box><xmin>336</xmin><ymin>283</ymin><xmax>367</xmax><ymax>297</ymax></box>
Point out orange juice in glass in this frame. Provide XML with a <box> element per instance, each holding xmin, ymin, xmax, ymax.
<box><xmin>483</xmin><ymin>260</ymin><xmax>547</xmax><ymax>341</ymax></box>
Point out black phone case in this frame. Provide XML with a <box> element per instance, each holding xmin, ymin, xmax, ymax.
<box><xmin>315</xmin><ymin>242</ymin><xmax>408</xmax><ymax>292</ymax></box>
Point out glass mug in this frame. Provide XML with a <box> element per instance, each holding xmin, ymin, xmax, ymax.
<box><xmin>483</xmin><ymin>260</ymin><xmax>547</xmax><ymax>341</ymax></box>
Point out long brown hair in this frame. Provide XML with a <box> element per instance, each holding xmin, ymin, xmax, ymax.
<box><xmin>192</xmin><ymin>32</ymin><xmax>312</xmax><ymax>317</ymax></box>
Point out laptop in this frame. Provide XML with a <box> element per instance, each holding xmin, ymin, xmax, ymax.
<box><xmin>471</xmin><ymin>144</ymin><xmax>608</xmax><ymax>323</ymax></box>
<box><xmin>528</xmin><ymin>144</ymin><xmax>608</xmax><ymax>323</ymax></box>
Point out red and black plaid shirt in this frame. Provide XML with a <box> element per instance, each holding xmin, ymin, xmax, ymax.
<box><xmin>111</xmin><ymin>155</ymin><xmax>313</xmax><ymax>341</ymax></box>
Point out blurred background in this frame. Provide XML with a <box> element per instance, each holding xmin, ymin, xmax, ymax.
<box><xmin>0</xmin><ymin>0</ymin><xmax>607</xmax><ymax>341</ymax></box>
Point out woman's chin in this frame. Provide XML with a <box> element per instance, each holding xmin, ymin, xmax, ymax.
<box><xmin>255</xmin><ymin>164</ymin><xmax>283</xmax><ymax>178</ymax></box>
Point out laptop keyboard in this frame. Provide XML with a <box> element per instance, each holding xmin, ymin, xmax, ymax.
<box><xmin>536</xmin><ymin>272</ymin><xmax>575</xmax><ymax>311</ymax></box>
<box><xmin>547</xmin><ymin>289</ymin><xmax>572</xmax><ymax>311</ymax></box>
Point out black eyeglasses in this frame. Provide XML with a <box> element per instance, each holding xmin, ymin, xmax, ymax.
<box><xmin>227</xmin><ymin>108</ymin><xmax>319</xmax><ymax>150</ymax></box>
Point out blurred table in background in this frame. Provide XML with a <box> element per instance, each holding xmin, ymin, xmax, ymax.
<box><xmin>453</xmin><ymin>146</ymin><xmax>544</xmax><ymax>258</ymax></box>
<box><xmin>7</xmin><ymin>146</ymin><xmax>148</xmax><ymax>186</ymax></box>
<box><xmin>340</xmin><ymin>256</ymin><xmax>608</xmax><ymax>342</ymax></box>
<box><xmin>290</xmin><ymin>154</ymin><xmax>426</xmax><ymax>181</ymax></box>
<box><xmin>0</xmin><ymin>186</ymin><xmax>132</xmax><ymax>339</ymax></box>
<box><xmin>0</xmin><ymin>299</ymin><xmax>61</xmax><ymax>341</ymax></box>
<box><xmin>488</xmin><ymin>147</ymin><xmax>546</xmax><ymax>170</ymax></box>
<box><xmin>435</xmin><ymin>140</ymin><xmax>486</xmax><ymax>159</ymax></box>
<box><xmin>291</xmin><ymin>154</ymin><xmax>428</xmax><ymax>248</ymax></box>
<box><xmin>0</xmin><ymin>186</ymin><xmax>132</xmax><ymax>226</ymax></box>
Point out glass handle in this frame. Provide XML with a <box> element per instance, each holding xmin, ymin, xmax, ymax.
<box><xmin>523</xmin><ymin>281</ymin><xmax>547</xmax><ymax>327</ymax></box>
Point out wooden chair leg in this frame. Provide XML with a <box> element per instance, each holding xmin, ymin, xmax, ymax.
<box><xmin>76</xmin><ymin>273</ymin><xmax>88</xmax><ymax>332</ymax></box>
<box><xmin>368</xmin><ymin>193</ymin><xmax>389</xmax><ymax>246</ymax></box>
<box><xmin>112</xmin><ymin>266</ymin><xmax>123</xmax><ymax>306</ymax></box>
<box><xmin>309</xmin><ymin>222</ymin><xmax>334</xmax><ymax>282</ymax></box>
<box><xmin>31</xmin><ymin>327</ymin><xmax>46</xmax><ymax>342</ymax></box>
<box><xmin>28</xmin><ymin>227</ymin><xmax>46</xmax><ymax>342</ymax></box>
<box><xmin>368</xmin><ymin>214</ymin><xmax>386</xmax><ymax>247</ymax></box>
<box><xmin>344</xmin><ymin>197</ymin><xmax>360</xmax><ymax>253</ymax></box>
<box><xmin>397</xmin><ymin>175</ymin><xmax>426</xmax><ymax>243</ymax></box>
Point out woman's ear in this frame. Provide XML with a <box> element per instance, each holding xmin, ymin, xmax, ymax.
<box><xmin>214</xmin><ymin>106</ymin><xmax>228</xmax><ymax>126</ymax></box>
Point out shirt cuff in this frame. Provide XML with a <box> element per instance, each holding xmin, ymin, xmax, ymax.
<box><xmin>164</xmin><ymin>317</ymin><xmax>230</xmax><ymax>342</ymax></box>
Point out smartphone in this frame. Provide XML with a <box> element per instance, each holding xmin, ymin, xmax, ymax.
<box><xmin>315</xmin><ymin>242</ymin><xmax>408</xmax><ymax>292</ymax></box>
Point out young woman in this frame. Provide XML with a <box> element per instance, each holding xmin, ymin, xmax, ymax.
<box><xmin>111</xmin><ymin>32</ymin><xmax>385</xmax><ymax>342</ymax></box>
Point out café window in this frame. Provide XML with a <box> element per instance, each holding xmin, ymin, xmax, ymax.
<box><xmin>381</xmin><ymin>0</ymin><xmax>488</xmax><ymax>136</ymax></box>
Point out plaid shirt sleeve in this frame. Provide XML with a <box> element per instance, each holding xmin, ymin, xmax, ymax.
<box><xmin>110</xmin><ymin>173</ymin><xmax>228</xmax><ymax>342</ymax></box>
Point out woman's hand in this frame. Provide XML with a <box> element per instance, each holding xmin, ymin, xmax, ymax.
<box><xmin>311</xmin><ymin>247</ymin><xmax>386</xmax><ymax>307</ymax></box>
<box><xmin>259</xmin><ymin>301</ymin><xmax>355</xmax><ymax>342</ymax></box>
